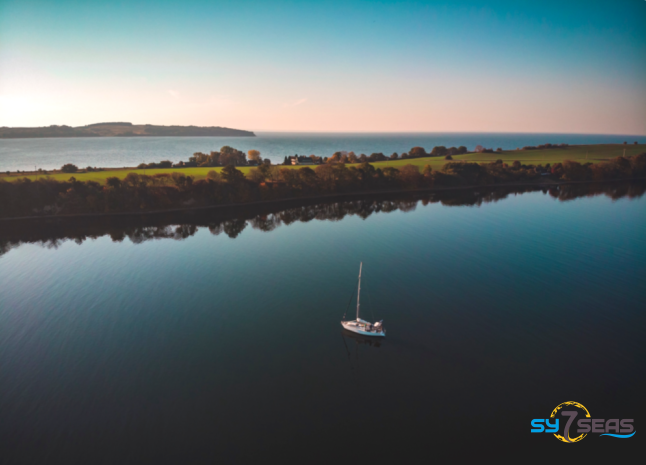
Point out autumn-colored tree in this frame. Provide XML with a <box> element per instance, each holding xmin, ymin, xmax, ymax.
<box><xmin>408</xmin><ymin>147</ymin><xmax>427</xmax><ymax>158</ymax></box>
<box><xmin>220</xmin><ymin>146</ymin><xmax>246</xmax><ymax>166</ymax></box>
<box><xmin>248</xmin><ymin>150</ymin><xmax>261</xmax><ymax>163</ymax></box>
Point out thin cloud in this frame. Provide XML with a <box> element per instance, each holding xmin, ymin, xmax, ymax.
<box><xmin>168</xmin><ymin>90</ymin><xmax>180</xmax><ymax>99</ymax></box>
<box><xmin>283</xmin><ymin>98</ymin><xmax>307</xmax><ymax>108</ymax></box>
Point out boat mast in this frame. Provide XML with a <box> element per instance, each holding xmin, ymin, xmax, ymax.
<box><xmin>356</xmin><ymin>262</ymin><xmax>362</xmax><ymax>321</ymax></box>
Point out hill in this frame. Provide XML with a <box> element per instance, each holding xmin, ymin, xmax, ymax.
<box><xmin>0</xmin><ymin>123</ymin><xmax>255</xmax><ymax>138</ymax></box>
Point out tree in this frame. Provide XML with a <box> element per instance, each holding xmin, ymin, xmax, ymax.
<box><xmin>444</xmin><ymin>155</ymin><xmax>453</xmax><ymax>160</ymax></box>
<box><xmin>206</xmin><ymin>170</ymin><xmax>222</xmax><ymax>182</ymax></box>
<box><xmin>248</xmin><ymin>150</ymin><xmax>261</xmax><ymax>163</ymax></box>
<box><xmin>430</xmin><ymin>146</ymin><xmax>447</xmax><ymax>157</ymax></box>
<box><xmin>390</xmin><ymin>152</ymin><xmax>399</xmax><ymax>160</ymax></box>
<box><xmin>123</xmin><ymin>172</ymin><xmax>143</xmax><ymax>187</ymax></box>
<box><xmin>172</xmin><ymin>172</ymin><xmax>193</xmax><ymax>189</ymax></box>
<box><xmin>399</xmin><ymin>164</ymin><xmax>422</xmax><ymax>187</ymax></box>
<box><xmin>382</xmin><ymin>167</ymin><xmax>400</xmax><ymax>181</ymax></box>
<box><xmin>106</xmin><ymin>177</ymin><xmax>121</xmax><ymax>188</ymax></box>
<box><xmin>190</xmin><ymin>152</ymin><xmax>210</xmax><ymax>166</ymax></box>
<box><xmin>298</xmin><ymin>167</ymin><xmax>318</xmax><ymax>188</ymax></box>
<box><xmin>315</xmin><ymin>163</ymin><xmax>336</xmax><ymax>189</ymax></box>
<box><xmin>61</xmin><ymin>164</ymin><xmax>78</xmax><ymax>173</ymax></box>
<box><xmin>474</xmin><ymin>145</ymin><xmax>484</xmax><ymax>153</ymax></box>
<box><xmin>247</xmin><ymin>167</ymin><xmax>265</xmax><ymax>183</ymax></box>
<box><xmin>221</xmin><ymin>164</ymin><xmax>245</xmax><ymax>183</ymax></box>
<box><xmin>209</xmin><ymin>151</ymin><xmax>220</xmax><ymax>166</ymax></box>
<box><xmin>219</xmin><ymin>146</ymin><xmax>246</xmax><ymax>166</ymax></box>
<box><xmin>408</xmin><ymin>147</ymin><xmax>427</xmax><ymax>158</ymax></box>
<box><xmin>328</xmin><ymin>152</ymin><xmax>343</xmax><ymax>163</ymax></box>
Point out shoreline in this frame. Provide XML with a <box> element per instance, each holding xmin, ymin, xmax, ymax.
<box><xmin>1</xmin><ymin>177</ymin><xmax>643</xmax><ymax>223</ymax></box>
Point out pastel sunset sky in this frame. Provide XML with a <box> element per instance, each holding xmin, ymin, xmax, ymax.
<box><xmin>1</xmin><ymin>0</ymin><xmax>645</xmax><ymax>134</ymax></box>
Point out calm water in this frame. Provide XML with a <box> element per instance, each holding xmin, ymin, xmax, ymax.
<box><xmin>1</xmin><ymin>131</ymin><xmax>644</xmax><ymax>171</ymax></box>
<box><xmin>1</xmin><ymin>186</ymin><xmax>645</xmax><ymax>462</ymax></box>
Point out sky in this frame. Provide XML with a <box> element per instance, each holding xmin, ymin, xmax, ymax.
<box><xmin>1</xmin><ymin>0</ymin><xmax>645</xmax><ymax>134</ymax></box>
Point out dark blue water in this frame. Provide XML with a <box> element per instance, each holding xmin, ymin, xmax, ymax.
<box><xmin>1</xmin><ymin>186</ymin><xmax>644</xmax><ymax>462</ymax></box>
<box><xmin>1</xmin><ymin>131</ymin><xmax>644</xmax><ymax>171</ymax></box>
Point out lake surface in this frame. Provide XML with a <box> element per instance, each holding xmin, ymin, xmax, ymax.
<box><xmin>1</xmin><ymin>184</ymin><xmax>645</xmax><ymax>462</ymax></box>
<box><xmin>1</xmin><ymin>131</ymin><xmax>644</xmax><ymax>171</ymax></box>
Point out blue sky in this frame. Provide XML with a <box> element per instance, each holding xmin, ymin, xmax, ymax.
<box><xmin>1</xmin><ymin>0</ymin><xmax>645</xmax><ymax>133</ymax></box>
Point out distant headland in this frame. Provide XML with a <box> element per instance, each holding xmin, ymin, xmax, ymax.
<box><xmin>0</xmin><ymin>123</ymin><xmax>256</xmax><ymax>139</ymax></box>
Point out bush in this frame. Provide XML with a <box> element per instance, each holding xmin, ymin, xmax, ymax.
<box><xmin>61</xmin><ymin>164</ymin><xmax>78</xmax><ymax>173</ymax></box>
<box><xmin>206</xmin><ymin>170</ymin><xmax>222</xmax><ymax>182</ymax></box>
<box><xmin>444</xmin><ymin>155</ymin><xmax>453</xmax><ymax>160</ymax></box>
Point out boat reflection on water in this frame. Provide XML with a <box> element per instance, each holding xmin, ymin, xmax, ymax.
<box><xmin>341</xmin><ymin>328</ymin><xmax>383</xmax><ymax>381</ymax></box>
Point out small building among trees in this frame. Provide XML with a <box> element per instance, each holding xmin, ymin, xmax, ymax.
<box><xmin>289</xmin><ymin>155</ymin><xmax>316</xmax><ymax>165</ymax></box>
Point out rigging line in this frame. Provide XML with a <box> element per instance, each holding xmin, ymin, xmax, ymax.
<box><xmin>342</xmin><ymin>285</ymin><xmax>356</xmax><ymax>320</ymax></box>
<box><xmin>364</xmin><ymin>278</ymin><xmax>376</xmax><ymax>322</ymax></box>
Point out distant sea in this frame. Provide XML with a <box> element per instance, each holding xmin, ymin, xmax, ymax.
<box><xmin>0</xmin><ymin>132</ymin><xmax>644</xmax><ymax>171</ymax></box>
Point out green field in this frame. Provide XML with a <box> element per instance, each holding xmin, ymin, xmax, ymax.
<box><xmin>2</xmin><ymin>144</ymin><xmax>643</xmax><ymax>184</ymax></box>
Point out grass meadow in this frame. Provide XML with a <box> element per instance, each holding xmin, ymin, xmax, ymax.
<box><xmin>2</xmin><ymin>144</ymin><xmax>644</xmax><ymax>184</ymax></box>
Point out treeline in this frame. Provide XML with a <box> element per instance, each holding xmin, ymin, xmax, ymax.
<box><xmin>1</xmin><ymin>154</ymin><xmax>644</xmax><ymax>219</ymax></box>
<box><xmin>138</xmin><ymin>146</ymin><xmax>261</xmax><ymax>169</ymax></box>
<box><xmin>307</xmin><ymin>146</ymin><xmax>469</xmax><ymax>165</ymax></box>
<box><xmin>520</xmin><ymin>143</ymin><xmax>568</xmax><ymax>151</ymax></box>
<box><xmin>138</xmin><ymin>144</ymin><xmax>472</xmax><ymax>171</ymax></box>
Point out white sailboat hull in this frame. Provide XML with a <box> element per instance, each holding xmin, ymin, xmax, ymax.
<box><xmin>341</xmin><ymin>263</ymin><xmax>386</xmax><ymax>337</ymax></box>
<box><xmin>341</xmin><ymin>319</ymin><xmax>386</xmax><ymax>337</ymax></box>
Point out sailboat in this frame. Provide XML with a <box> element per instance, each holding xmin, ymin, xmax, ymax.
<box><xmin>341</xmin><ymin>262</ymin><xmax>386</xmax><ymax>337</ymax></box>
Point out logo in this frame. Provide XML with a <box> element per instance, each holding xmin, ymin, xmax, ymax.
<box><xmin>531</xmin><ymin>401</ymin><xmax>635</xmax><ymax>442</ymax></box>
